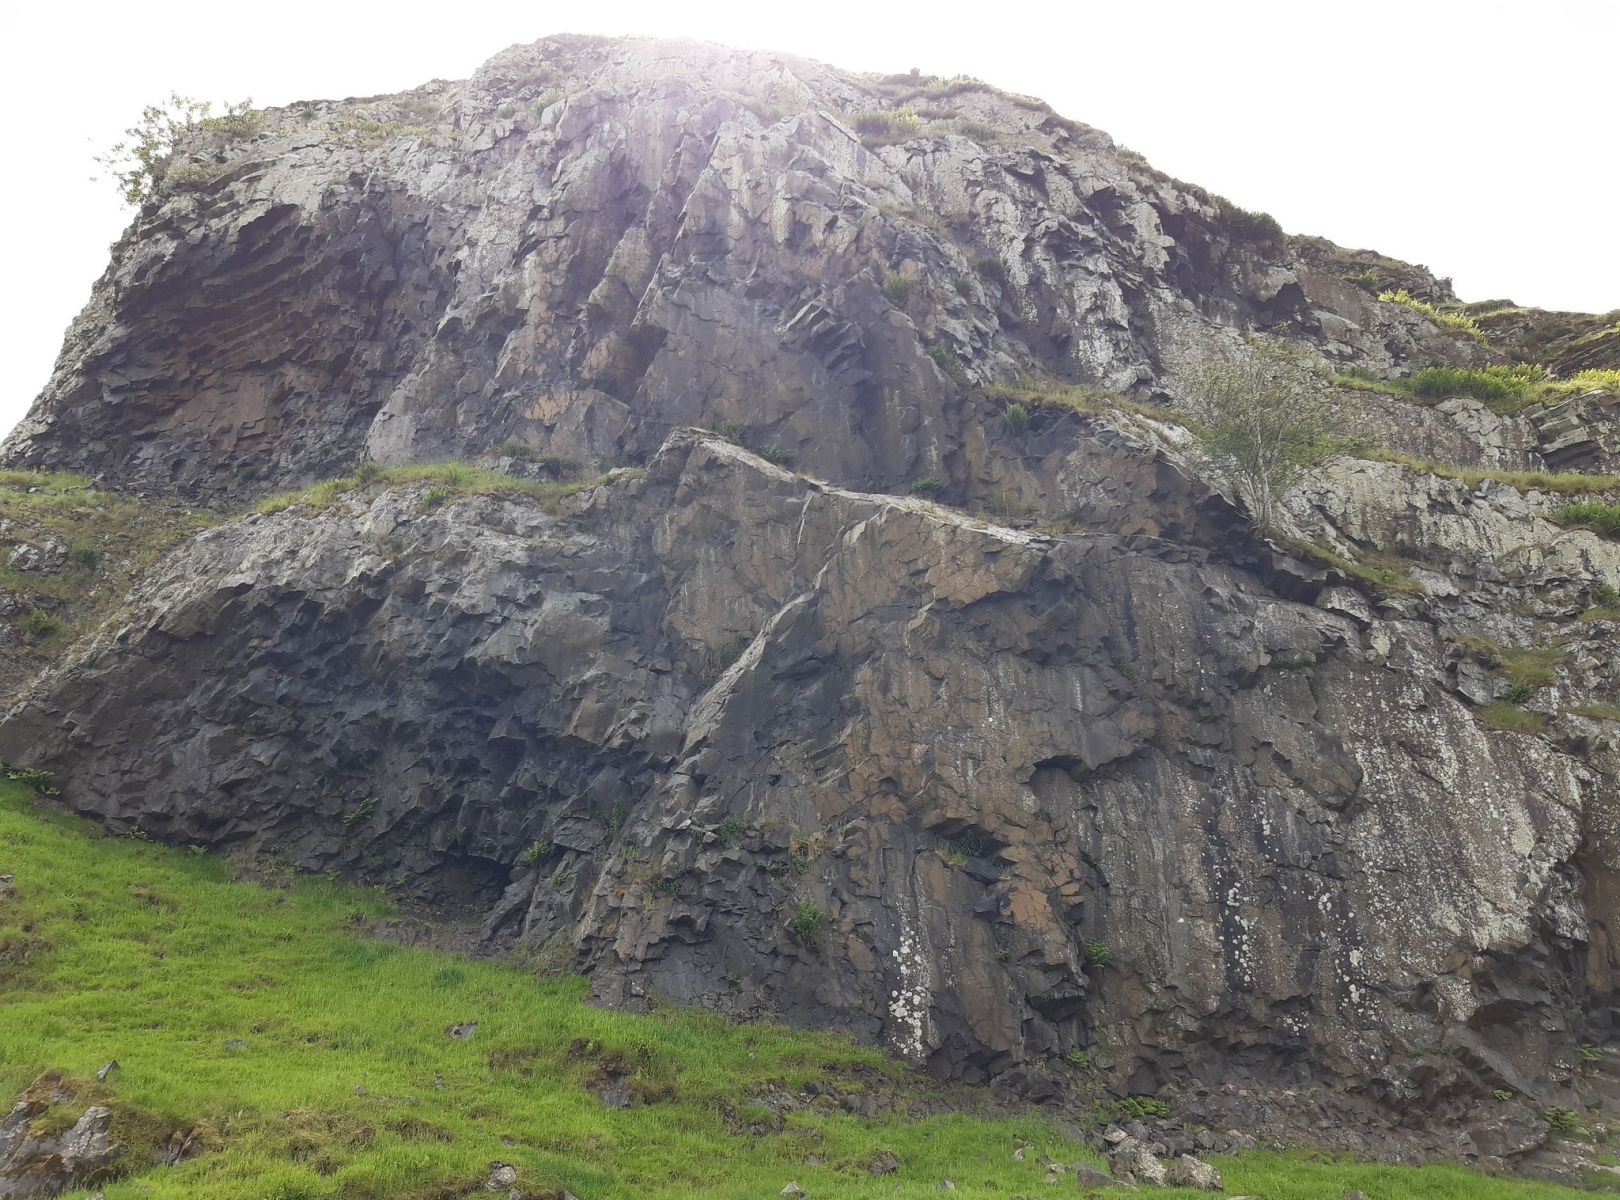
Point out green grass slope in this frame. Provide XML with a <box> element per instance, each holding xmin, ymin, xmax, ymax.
<box><xmin>0</xmin><ymin>779</ymin><xmax>1596</xmax><ymax>1199</ymax></box>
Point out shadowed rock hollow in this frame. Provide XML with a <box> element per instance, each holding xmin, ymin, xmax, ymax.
<box><xmin>2</xmin><ymin>32</ymin><xmax>1618</xmax><ymax>1170</ymax></box>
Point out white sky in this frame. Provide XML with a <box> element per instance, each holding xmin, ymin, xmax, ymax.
<box><xmin>1</xmin><ymin>0</ymin><xmax>1615</xmax><ymax>439</ymax></box>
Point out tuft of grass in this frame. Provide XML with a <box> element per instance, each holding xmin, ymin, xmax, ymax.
<box><xmin>1277</xmin><ymin>536</ymin><xmax>1426</xmax><ymax>596</ymax></box>
<box><xmin>518</xmin><ymin>840</ymin><xmax>551</xmax><ymax>867</ymax></box>
<box><xmin>1357</xmin><ymin>449</ymin><xmax>1620</xmax><ymax>496</ymax></box>
<box><xmin>925</xmin><ymin>345</ymin><xmax>969</xmax><ymax>387</ymax></box>
<box><xmin>1001</xmin><ymin>402</ymin><xmax>1030</xmax><ymax>435</ymax></box>
<box><xmin>0</xmin><ymin>780</ymin><xmax>1603</xmax><ymax>1198</ymax></box>
<box><xmin>757</xmin><ymin>445</ymin><xmax>794</xmax><ymax>467</ymax></box>
<box><xmin>1479</xmin><ymin>702</ymin><xmax>1547</xmax><ymax>733</ymax></box>
<box><xmin>1543</xmin><ymin>368</ymin><xmax>1620</xmax><ymax>397</ymax></box>
<box><xmin>1568</xmin><ymin>704</ymin><xmax>1620</xmax><ymax>723</ymax></box>
<box><xmin>1377</xmin><ymin>290</ymin><xmax>1485</xmax><ymax>341</ymax></box>
<box><xmin>907</xmin><ymin>478</ymin><xmax>945</xmax><ymax>495</ymax></box>
<box><xmin>1211</xmin><ymin>197</ymin><xmax>1283</xmax><ymax>244</ymax></box>
<box><xmin>1552</xmin><ymin>502</ymin><xmax>1620</xmax><ymax>538</ymax></box>
<box><xmin>21</xmin><ymin>609</ymin><xmax>62</xmax><ymax>640</ymax></box>
<box><xmin>881</xmin><ymin>272</ymin><xmax>913</xmax><ymax>306</ymax></box>
<box><xmin>1333</xmin><ymin>364</ymin><xmax>1618</xmax><ymax>415</ymax></box>
<box><xmin>986</xmin><ymin>378</ymin><xmax>1187</xmax><ymax>424</ymax></box>
<box><xmin>699</xmin><ymin>634</ymin><xmax>751</xmax><ymax>684</ymax></box>
<box><xmin>254</xmin><ymin>462</ymin><xmax>603</xmax><ymax>517</ymax></box>
<box><xmin>788</xmin><ymin>900</ymin><xmax>828</xmax><ymax>951</ymax></box>
<box><xmin>1456</xmin><ymin>637</ymin><xmax>1564</xmax><ymax>692</ymax></box>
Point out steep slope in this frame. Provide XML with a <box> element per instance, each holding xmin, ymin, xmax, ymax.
<box><xmin>2</xmin><ymin>32</ymin><xmax>1619</xmax><ymax>1175</ymax></box>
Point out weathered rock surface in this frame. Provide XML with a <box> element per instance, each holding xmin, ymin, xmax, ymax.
<box><xmin>3</xmin><ymin>426</ymin><xmax>1615</xmax><ymax>1157</ymax></box>
<box><xmin>0</xmin><ymin>31</ymin><xmax>1617</xmax><ymax>1169</ymax></box>
<box><xmin>0</xmin><ymin>1080</ymin><xmax>120</xmax><ymax>1200</ymax></box>
<box><xmin>2</xmin><ymin>36</ymin><xmax>1482</xmax><ymax>499</ymax></box>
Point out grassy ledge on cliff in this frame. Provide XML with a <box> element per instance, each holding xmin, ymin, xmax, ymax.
<box><xmin>0</xmin><ymin>779</ymin><xmax>1603</xmax><ymax>1200</ymax></box>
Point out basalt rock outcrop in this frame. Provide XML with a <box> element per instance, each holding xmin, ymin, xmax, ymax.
<box><xmin>2</xmin><ymin>33</ymin><xmax>1618</xmax><ymax>1166</ymax></box>
<box><xmin>4</xmin><ymin>36</ymin><xmax>1483</xmax><ymax>500</ymax></box>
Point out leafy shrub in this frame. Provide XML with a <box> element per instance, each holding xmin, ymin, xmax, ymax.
<box><xmin>1001</xmin><ymin>402</ymin><xmax>1030</xmax><ymax>434</ymax></box>
<box><xmin>1062</xmin><ymin>1048</ymin><xmax>1089</xmax><ymax>1068</ymax></box>
<box><xmin>96</xmin><ymin>94</ymin><xmax>261</xmax><ymax>205</ymax></box>
<box><xmin>1377</xmin><ymin>290</ymin><xmax>1483</xmax><ymax>339</ymax></box>
<box><xmin>882</xmin><ymin>272</ymin><xmax>913</xmax><ymax>305</ymax></box>
<box><xmin>1553</xmin><ymin>502</ymin><xmax>1620</xmax><ymax>538</ymax></box>
<box><xmin>758</xmin><ymin>445</ymin><xmax>793</xmax><ymax>466</ymax></box>
<box><xmin>22</xmin><ymin>610</ymin><xmax>62</xmax><ymax>640</ymax></box>
<box><xmin>714</xmin><ymin>818</ymin><xmax>747</xmax><ymax>849</ymax></box>
<box><xmin>1083</xmin><ymin>940</ymin><xmax>1112</xmax><ymax>969</ymax></box>
<box><xmin>907</xmin><ymin>477</ymin><xmax>945</xmax><ymax>494</ymax></box>
<box><xmin>789</xmin><ymin>900</ymin><xmax>827</xmax><ymax>951</ymax></box>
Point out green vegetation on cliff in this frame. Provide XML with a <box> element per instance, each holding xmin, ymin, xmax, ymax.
<box><xmin>0</xmin><ymin>780</ymin><xmax>1598</xmax><ymax>1199</ymax></box>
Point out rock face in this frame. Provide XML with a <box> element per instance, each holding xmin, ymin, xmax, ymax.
<box><xmin>5</xmin><ymin>425</ymin><xmax>1618</xmax><ymax>1154</ymax></box>
<box><xmin>3</xmin><ymin>36</ymin><xmax>1477</xmax><ymax>499</ymax></box>
<box><xmin>0</xmin><ymin>1080</ymin><xmax>121</xmax><ymax>1200</ymax></box>
<box><xmin>1</xmin><ymin>33</ymin><xmax>1618</xmax><ymax>1161</ymax></box>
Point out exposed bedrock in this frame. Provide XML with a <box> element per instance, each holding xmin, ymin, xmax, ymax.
<box><xmin>3</xmin><ymin>431</ymin><xmax>1614</xmax><ymax>1160</ymax></box>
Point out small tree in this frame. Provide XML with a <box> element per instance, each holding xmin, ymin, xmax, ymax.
<box><xmin>95</xmin><ymin>93</ymin><xmax>260</xmax><ymax>206</ymax></box>
<box><xmin>1186</xmin><ymin>338</ymin><xmax>1342</xmax><ymax>532</ymax></box>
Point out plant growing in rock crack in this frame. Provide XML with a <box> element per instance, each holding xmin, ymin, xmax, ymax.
<box><xmin>21</xmin><ymin>610</ymin><xmax>63</xmax><ymax>640</ymax></box>
<box><xmin>789</xmin><ymin>900</ymin><xmax>827</xmax><ymax>951</ymax></box>
<box><xmin>882</xmin><ymin>272</ymin><xmax>913</xmax><ymax>306</ymax></box>
<box><xmin>342</xmin><ymin>797</ymin><xmax>378</xmax><ymax>829</ymax></box>
<box><xmin>1001</xmin><ymin>402</ymin><xmax>1030</xmax><ymax>435</ymax></box>
<box><xmin>907</xmin><ymin>477</ymin><xmax>945</xmax><ymax>495</ymax></box>
<box><xmin>1185</xmin><ymin>337</ymin><xmax>1345</xmax><ymax>533</ymax></box>
<box><xmin>758</xmin><ymin>445</ymin><xmax>793</xmax><ymax>466</ymax></box>
<box><xmin>1544</xmin><ymin>1106</ymin><xmax>1583</xmax><ymax>1136</ymax></box>
<box><xmin>96</xmin><ymin>93</ymin><xmax>262</xmax><ymax>206</ymax></box>
<box><xmin>1115</xmin><ymin>1095</ymin><xmax>1171</xmax><ymax>1120</ymax></box>
<box><xmin>1083</xmin><ymin>940</ymin><xmax>1113</xmax><ymax>970</ymax></box>
<box><xmin>714</xmin><ymin>817</ymin><xmax>747</xmax><ymax>849</ymax></box>
<box><xmin>1061</xmin><ymin>1048</ymin><xmax>1089</xmax><ymax>1068</ymax></box>
<box><xmin>596</xmin><ymin>803</ymin><xmax>625</xmax><ymax>842</ymax></box>
<box><xmin>519</xmin><ymin>840</ymin><xmax>551</xmax><ymax>866</ymax></box>
<box><xmin>700</xmin><ymin>635</ymin><xmax>751</xmax><ymax>684</ymax></box>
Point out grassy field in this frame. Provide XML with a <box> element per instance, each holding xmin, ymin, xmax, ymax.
<box><xmin>0</xmin><ymin>778</ymin><xmax>1600</xmax><ymax>1199</ymax></box>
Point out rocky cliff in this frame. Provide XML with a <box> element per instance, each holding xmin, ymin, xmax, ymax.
<box><xmin>3</xmin><ymin>33</ymin><xmax>1619</xmax><ymax>1169</ymax></box>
